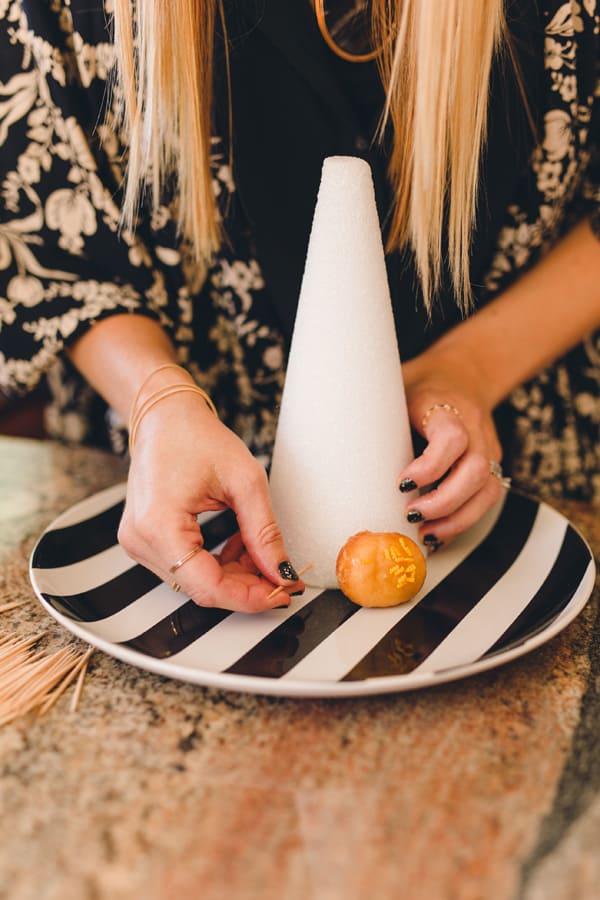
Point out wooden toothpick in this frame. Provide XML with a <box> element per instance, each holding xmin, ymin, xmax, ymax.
<box><xmin>69</xmin><ymin>649</ymin><xmax>93</xmax><ymax>713</ymax></box>
<box><xmin>266</xmin><ymin>564</ymin><xmax>314</xmax><ymax>602</ymax></box>
<box><xmin>39</xmin><ymin>647</ymin><xmax>94</xmax><ymax>716</ymax></box>
<box><xmin>0</xmin><ymin>599</ymin><xmax>32</xmax><ymax>613</ymax></box>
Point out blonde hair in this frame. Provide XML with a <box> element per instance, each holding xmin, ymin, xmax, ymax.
<box><xmin>113</xmin><ymin>0</ymin><xmax>505</xmax><ymax>314</ymax></box>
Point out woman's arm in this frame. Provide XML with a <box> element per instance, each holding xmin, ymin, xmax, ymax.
<box><xmin>68</xmin><ymin>315</ymin><xmax>304</xmax><ymax>611</ymax></box>
<box><xmin>398</xmin><ymin>218</ymin><xmax>600</xmax><ymax>546</ymax></box>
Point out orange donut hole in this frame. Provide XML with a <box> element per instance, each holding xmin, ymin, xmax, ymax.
<box><xmin>336</xmin><ymin>531</ymin><xmax>427</xmax><ymax>608</ymax></box>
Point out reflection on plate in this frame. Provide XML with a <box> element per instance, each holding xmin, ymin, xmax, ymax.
<box><xmin>29</xmin><ymin>484</ymin><xmax>595</xmax><ymax>698</ymax></box>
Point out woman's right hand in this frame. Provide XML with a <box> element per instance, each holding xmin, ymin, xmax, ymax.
<box><xmin>118</xmin><ymin>382</ymin><xmax>304</xmax><ymax>613</ymax></box>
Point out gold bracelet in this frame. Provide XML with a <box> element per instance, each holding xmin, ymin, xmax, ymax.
<box><xmin>421</xmin><ymin>403</ymin><xmax>462</xmax><ymax>432</ymax></box>
<box><xmin>128</xmin><ymin>383</ymin><xmax>218</xmax><ymax>454</ymax></box>
<box><xmin>128</xmin><ymin>363</ymin><xmax>189</xmax><ymax>423</ymax></box>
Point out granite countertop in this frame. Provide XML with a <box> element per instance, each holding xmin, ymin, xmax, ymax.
<box><xmin>0</xmin><ymin>435</ymin><xmax>599</xmax><ymax>900</ymax></box>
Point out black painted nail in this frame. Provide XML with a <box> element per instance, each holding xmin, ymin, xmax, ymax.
<box><xmin>291</xmin><ymin>589</ymin><xmax>304</xmax><ymax>597</ymax></box>
<box><xmin>407</xmin><ymin>510</ymin><xmax>425</xmax><ymax>524</ymax></box>
<box><xmin>399</xmin><ymin>478</ymin><xmax>417</xmax><ymax>493</ymax></box>
<box><xmin>423</xmin><ymin>533</ymin><xmax>443</xmax><ymax>553</ymax></box>
<box><xmin>427</xmin><ymin>540</ymin><xmax>444</xmax><ymax>554</ymax></box>
<box><xmin>278</xmin><ymin>560</ymin><xmax>299</xmax><ymax>581</ymax></box>
<box><xmin>274</xmin><ymin>603</ymin><xmax>290</xmax><ymax>610</ymax></box>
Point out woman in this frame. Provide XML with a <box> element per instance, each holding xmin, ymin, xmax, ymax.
<box><xmin>0</xmin><ymin>0</ymin><xmax>599</xmax><ymax>611</ymax></box>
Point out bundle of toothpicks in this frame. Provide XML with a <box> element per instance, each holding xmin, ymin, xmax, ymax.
<box><xmin>0</xmin><ymin>599</ymin><xmax>93</xmax><ymax>726</ymax></box>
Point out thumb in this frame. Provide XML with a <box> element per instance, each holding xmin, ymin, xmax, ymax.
<box><xmin>232</xmin><ymin>467</ymin><xmax>302</xmax><ymax>588</ymax></box>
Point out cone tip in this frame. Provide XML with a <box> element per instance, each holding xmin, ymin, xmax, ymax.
<box><xmin>321</xmin><ymin>155</ymin><xmax>372</xmax><ymax>182</ymax></box>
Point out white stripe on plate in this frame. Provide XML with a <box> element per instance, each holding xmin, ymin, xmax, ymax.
<box><xmin>76</xmin><ymin>582</ymin><xmax>188</xmax><ymax>642</ymax></box>
<box><xmin>33</xmin><ymin>526</ymin><xmax>229</xmax><ymax>601</ymax></box>
<box><xmin>415</xmin><ymin>502</ymin><xmax>567</xmax><ymax>674</ymax></box>
<box><xmin>280</xmin><ymin>494</ymin><xmax>506</xmax><ymax>682</ymax></box>
<box><xmin>165</xmin><ymin>588</ymin><xmax>324</xmax><ymax>671</ymax></box>
<box><xmin>31</xmin><ymin>542</ymin><xmax>135</xmax><ymax>595</ymax></box>
<box><xmin>43</xmin><ymin>491</ymin><xmax>225</xmax><ymax>538</ymax></box>
<box><xmin>43</xmin><ymin>482</ymin><xmax>126</xmax><ymax>531</ymax></box>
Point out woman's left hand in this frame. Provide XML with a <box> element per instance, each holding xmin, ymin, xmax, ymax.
<box><xmin>399</xmin><ymin>346</ymin><xmax>505</xmax><ymax>551</ymax></box>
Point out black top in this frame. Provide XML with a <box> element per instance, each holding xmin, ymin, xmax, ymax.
<box><xmin>0</xmin><ymin>0</ymin><xmax>598</xmax><ymax>502</ymax></box>
<box><xmin>224</xmin><ymin>0</ymin><xmax>544</xmax><ymax>360</ymax></box>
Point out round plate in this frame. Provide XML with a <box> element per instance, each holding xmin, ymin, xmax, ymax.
<box><xmin>29</xmin><ymin>484</ymin><xmax>596</xmax><ymax>698</ymax></box>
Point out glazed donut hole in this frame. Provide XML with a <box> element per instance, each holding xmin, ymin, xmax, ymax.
<box><xmin>335</xmin><ymin>531</ymin><xmax>426</xmax><ymax>608</ymax></box>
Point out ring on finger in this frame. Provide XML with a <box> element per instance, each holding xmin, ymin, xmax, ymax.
<box><xmin>169</xmin><ymin>544</ymin><xmax>202</xmax><ymax>575</ymax></box>
<box><xmin>171</xmin><ymin>581</ymin><xmax>181</xmax><ymax>593</ymax></box>
<box><xmin>421</xmin><ymin>403</ymin><xmax>462</xmax><ymax>431</ymax></box>
<box><xmin>489</xmin><ymin>459</ymin><xmax>512</xmax><ymax>490</ymax></box>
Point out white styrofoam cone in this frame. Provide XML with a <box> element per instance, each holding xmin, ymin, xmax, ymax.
<box><xmin>269</xmin><ymin>156</ymin><xmax>416</xmax><ymax>588</ymax></box>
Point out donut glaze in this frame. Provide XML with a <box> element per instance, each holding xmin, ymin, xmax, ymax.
<box><xmin>336</xmin><ymin>531</ymin><xmax>426</xmax><ymax>607</ymax></box>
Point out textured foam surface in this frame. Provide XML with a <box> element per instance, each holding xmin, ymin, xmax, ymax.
<box><xmin>269</xmin><ymin>157</ymin><xmax>416</xmax><ymax>587</ymax></box>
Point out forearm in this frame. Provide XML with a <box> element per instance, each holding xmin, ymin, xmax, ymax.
<box><xmin>66</xmin><ymin>315</ymin><xmax>179</xmax><ymax>422</ymax></box>
<box><xmin>408</xmin><ymin>218</ymin><xmax>600</xmax><ymax>409</ymax></box>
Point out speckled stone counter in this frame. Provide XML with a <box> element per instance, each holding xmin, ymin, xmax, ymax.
<box><xmin>0</xmin><ymin>435</ymin><xmax>599</xmax><ymax>900</ymax></box>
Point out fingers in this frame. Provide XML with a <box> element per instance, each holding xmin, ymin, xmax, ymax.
<box><xmin>229</xmin><ymin>462</ymin><xmax>304</xmax><ymax>590</ymax></box>
<box><xmin>398</xmin><ymin>405</ymin><xmax>505</xmax><ymax>550</ymax></box>
<box><xmin>119</xmin><ymin>508</ymin><xmax>304</xmax><ymax>614</ymax></box>
<box><xmin>119</xmin><ymin>452</ymin><xmax>305</xmax><ymax>612</ymax></box>
<box><xmin>415</xmin><ymin>476</ymin><xmax>502</xmax><ymax>547</ymax></box>
<box><xmin>408</xmin><ymin>461</ymin><xmax>503</xmax><ymax>549</ymax></box>
<box><xmin>400</xmin><ymin>408</ymin><xmax>468</xmax><ymax>488</ymax></box>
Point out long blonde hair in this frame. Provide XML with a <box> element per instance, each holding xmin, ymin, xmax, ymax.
<box><xmin>113</xmin><ymin>0</ymin><xmax>505</xmax><ymax>314</ymax></box>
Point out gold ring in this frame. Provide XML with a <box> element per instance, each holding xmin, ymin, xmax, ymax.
<box><xmin>171</xmin><ymin>582</ymin><xmax>181</xmax><ymax>593</ymax></box>
<box><xmin>489</xmin><ymin>460</ymin><xmax>512</xmax><ymax>490</ymax></box>
<box><xmin>421</xmin><ymin>403</ymin><xmax>461</xmax><ymax>431</ymax></box>
<box><xmin>169</xmin><ymin>544</ymin><xmax>202</xmax><ymax>574</ymax></box>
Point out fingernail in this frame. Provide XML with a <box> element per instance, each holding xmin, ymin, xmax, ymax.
<box><xmin>278</xmin><ymin>560</ymin><xmax>299</xmax><ymax>581</ymax></box>
<box><xmin>423</xmin><ymin>534</ymin><xmax>443</xmax><ymax>553</ymax></box>
<box><xmin>274</xmin><ymin>603</ymin><xmax>290</xmax><ymax>610</ymax></box>
<box><xmin>291</xmin><ymin>589</ymin><xmax>304</xmax><ymax>597</ymax></box>
<box><xmin>407</xmin><ymin>510</ymin><xmax>425</xmax><ymax>524</ymax></box>
<box><xmin>399</xmin><ymin>478</ymin><xmax>417</xmax><ymax>493</ymax></box>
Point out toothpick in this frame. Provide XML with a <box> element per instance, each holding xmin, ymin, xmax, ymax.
<box><xmin>0</xmin><ymin>646</ymin><xmax>81</xmax><ymax>724</ymax></box>
<box><xmin>266</xmin><ymin>564</ymin><xmax>314</xmax><ymax>601</ymax></box>
<box><xmin>0</xmin><ymin>600</ymin><xmax>32</xmax><ymax>613</ymax></box>
<box><xmin>69</xmin><ymin>650</ymin><xmax>93</xmax><ymax>713</ymax></box>
<box><xmin>38</xmin><ymin>647</ymin><xmax>94</xmax><ymax>715</ymax></box>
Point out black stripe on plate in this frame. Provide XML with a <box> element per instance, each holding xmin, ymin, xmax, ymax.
<box><xmin>483</xmin><ymin>525</ymin><xmax>592</xmax><ymax>657</ymax></box>
<box><xmin>225</xmin><ymin>590</ymin><xmax>358</xmax><ymax>678</ymax></box>
<box><xmin>342</xmin><ymin>491</ymin><xmax>538</xmax><ymax>680</ymax></box>
<box><xmin>32</xmin><ymin>501</ymin><xmax>125</xmax><ymax>569</ymax></box>
<box><xmin>40</xmin><ymin>509</ymin><xmax>239</xmax><ymax>622</ymax></box>
<box><xmin>42</xmin><ymin>566</ymin><xmax>161</xmax><ymax>622</ymax></box>
<box><xmin>122</xmin><ymin>600</ymin><xmax>231</xmax><ymax>658</ymax></box>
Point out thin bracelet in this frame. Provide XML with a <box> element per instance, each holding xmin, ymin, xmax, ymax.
<box><xmin>128</xmin><ymin>363</ymin><xmax>190</xmax><ymax>423</ymax></box>
<box><xmin>421</xmin><ymin>403</ymin><xmax>462</xmax><ymax>432</ymax></box>
<box><xmin>130</xmin><ymin>382</ymin><xmax>203</xmax><ymax>433</ymax></box>
<box><xmin>129</xmin><ymin>384</ymin><xmax>218</xmax><ymax>453</ymax></box>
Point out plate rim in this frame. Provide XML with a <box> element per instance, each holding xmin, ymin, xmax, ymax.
<box><xmin>29</xmin><ymin>483</ymin><xmax>597</xmax><ymax>698</ymax></box>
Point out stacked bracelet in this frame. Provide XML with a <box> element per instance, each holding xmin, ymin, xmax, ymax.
<box><xmin>128</xmin><ymin>366</ymin><xmax>218</xmax><ymax>454</ymax></box>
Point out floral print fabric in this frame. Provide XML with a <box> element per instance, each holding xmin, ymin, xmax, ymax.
<box><xmin>0</xmin><ymin>0</ymin><xmax>599</xmax><ymax>501</ymax></box>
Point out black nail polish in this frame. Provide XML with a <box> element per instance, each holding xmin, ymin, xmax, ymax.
<box><xmin>399</xmin><ymin>478</ymin><xmax>417</xmax><ymax>493</ymax></box>
<box><xmin>274</xmin><ymin>603</ymin><xmax>290</xmax><ymax>610</ymax></box>
<box><xmin>407</xmin><ymin>510</ymin><xmax>425</xmax><ymax>524</ymax></box>
<box><xmin>427</xmin><ymin>540</ymin><xmax>444</xmax><ymax>554</ymax></box>
<box><xmin>291</xmin><ymin>589</ymin><xmax>304</xmax><ymax>597</ymax></box>
<box><xmin>423</xmin><ymin>534</ymin><xmax>443</xmax><ymax>553</ymax></box>
<box><xmin>278</xmin><ymin>560</ymin><xmax>299</xmax><ymax>581</ymax></box>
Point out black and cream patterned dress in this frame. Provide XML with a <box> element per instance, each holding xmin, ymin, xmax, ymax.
<box><xmin>0</xmin><ymin>0</ymin><xmax>599</xmax><ymax>501</ymax></box>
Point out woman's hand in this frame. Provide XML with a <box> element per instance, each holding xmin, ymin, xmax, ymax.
<box><xmin>398</xmin><ymin>345</ymin><xmax>505</xmax><ymax>551</ymax></box>
<box><xmin>119</xmin><ymin>380</ymin><xmax>304</xmax><ymax>612</ymax></box>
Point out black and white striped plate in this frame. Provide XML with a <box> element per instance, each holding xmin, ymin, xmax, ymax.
<box><xmin>29</xmin><ymin>484</ymin><xmax>596</xmax><ymax>697</ymax></box>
